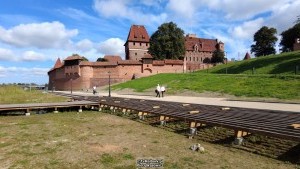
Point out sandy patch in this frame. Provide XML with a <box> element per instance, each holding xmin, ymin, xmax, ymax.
<box><xmin>88</xmin><ymin>143</ymin><xmax>121</xmax><ymax>153</ymax></box>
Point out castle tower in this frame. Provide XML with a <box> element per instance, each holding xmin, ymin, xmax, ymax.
<box><xmin>124</xmin><ymin>25</ymin><xmax>150</xmax><ymax>61</ymax></box>
<box><xmin>243</xmin><ymin>52</ymin><xmax>251</xmax><ymax>60</ymax></box>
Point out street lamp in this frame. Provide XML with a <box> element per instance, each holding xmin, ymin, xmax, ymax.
<box><xmin>70</xmin><ymin>78</ymin><xmax>73</xmax><ymax>94</ymax></box>
<box><xmin>108</xmin><ymin>71</ymin><xmax>111</xmax><ymax>97</ymax></box>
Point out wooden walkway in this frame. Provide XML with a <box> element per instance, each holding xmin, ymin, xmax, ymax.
<box><xmin>1</xmin><ymin>92</ymin><xmax>300</xmax><ymax>142</ymax></box>
<box><xmin>62</xmin><ymin>93</ymin><xmax>300</xmax><ymax>142</ymax></box>
<box><xmin>0</xmin><ymin>100</ymin><xmax>98</xmax><ymax>113</ymax></box>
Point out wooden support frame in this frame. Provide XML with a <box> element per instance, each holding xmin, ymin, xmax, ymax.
<box><xmin>235</xmin><ymin>130</ymin><xmax>250</xmax><ymax>138</ymax></box>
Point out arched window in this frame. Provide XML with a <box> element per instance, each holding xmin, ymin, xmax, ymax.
<box><xmin>194</xmin><ymin>44</ymin><xmax>199</xmax><ymax>52</ymax></box>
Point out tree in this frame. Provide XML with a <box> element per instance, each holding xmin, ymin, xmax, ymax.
<box><xmin>148</xmin><ymin>22</ymin><xmax>185</xmax><ymax>60</ymax></box>
<box><xmin>82</xmin><ymin>56</ymin><xmax>89</xmax><ymax>61</ymax></box>
<box><xmin>296</xmin><ymin>15</ymin><xmax>300</xmax><ymax>24</ymax></box>
<box><xmin>280</xmin><ymin>23</ymin><xmax>300</xmax><ymax>52</ymax></box>
<box><xmin>211</xmin><ymin>49</ymin><xmax>225</xmax><ymax>64</ymax></box>
<box><xmin>251</xmin><ymin>26</ymin><xmax>278</xmax><ymax>57</ymax></box>
<box><xmin>96</xmin><ymin>57</ymin><xmax>108</xmax><ymax>62</ymax></box>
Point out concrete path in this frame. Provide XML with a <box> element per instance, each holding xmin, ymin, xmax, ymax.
<box><xmin>65</xmin><ymin>91</ymin><xmax>300</xmax><ymax>113</ymax></box>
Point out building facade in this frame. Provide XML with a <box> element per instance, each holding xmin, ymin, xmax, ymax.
<box><xmin>293</xmin><ymin>38</ymin><xmax>300</xmax><ymax>51</ymax></box>
<box><xmin>48</xmin><ymin>25</ymin><xmax>223</xmax><ymax>91</ymax></box>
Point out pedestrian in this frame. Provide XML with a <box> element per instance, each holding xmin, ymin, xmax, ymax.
<box><xmin>155</xmin><ymin>84</ymin><xmax>161</xmax><ymax>97</ymax></box>
<box><xmin>93</xmin><ymin>86</ymin><xmax>96</xmax><ymax>95</ymax></box>
<box><xmin>161</xmin><ymin>85</ymin><xmax>166</xmax><ymax>97</ymax></box>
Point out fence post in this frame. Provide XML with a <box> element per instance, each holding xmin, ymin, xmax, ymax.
<box><xmin>226</xmin><ymin>68</ymin><xmax>228</xmax><ymax>74</ymax></box>
<box><xmin>252</xmin><ymin>67</ymin><xmax>255</xmax><ymax>74</ymax></box>
<box><xmin>295</xmin><ymin>65</ymin><xmax>299</xmax><ymax>75</ymax></box>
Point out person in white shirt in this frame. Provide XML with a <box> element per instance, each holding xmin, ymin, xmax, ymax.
<box><xmin>161</xmin><ymin>86</ymin><xmax>166</xmax><ymax>97</ymax></box>
<box><xmin>93</xmin><ymin>86</ymin><xmax>96</xmax><ymax>95</ymax></box>
<box><xmin>155</xmin><ymin>84</ymin><xmax>161</xmax><ymax>97</ymax></box>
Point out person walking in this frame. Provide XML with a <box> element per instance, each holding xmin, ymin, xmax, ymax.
<box><xmin>161</xmin><ymin>85</ymin><xmax>166</xmax><ymax>97</ymax></box>
<box><xmin>156</xmin><ymin>84</ymin><xmax>161</xmax><ymax>97</ymax></box>
<box><xmin>93</xmin><ymin>86</ymin><xmax>96</xmax><ymax>95</ymax></box>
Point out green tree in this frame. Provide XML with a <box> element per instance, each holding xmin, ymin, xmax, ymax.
<box><xmin>148</xmin><ymin>22</ymin><xmax>185</xmax><ymax>60</ymax></box>
<box><xmin>280</xmin><ymin>23</ymin><xmax>300</xmax><ymax>52</ymax></box>
<box><xmin>211</xmin><ymin>49</ymin><xmax>225</xmax><ymax>63</ymax></box>
<box><xmin>96</xmin><ymin>57</ymin><xmax>108</xmax><ymax>62</ymax></box>
<box><xmin>296</xmin><ymin>15</ymin><xmax>300</xmax><ymax>24</ymax></box>
<box><xmin>251</xmin><ymin>26</ymin><xmax>278</xmax><ymax>57</ymax></box>
<box><xmin>82</xmin><ymin>56</ymin><xmax>89</xmax><ymax>61</ymax></box>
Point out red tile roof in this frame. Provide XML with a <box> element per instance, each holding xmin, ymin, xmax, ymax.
<box><xmin>126</xmin><ymin>25</ymin><xmax>150</xmax><ymax>43</ymax></box>
<box><xmin>64</xmin><ymin>54</ymin><xmax>84</xmax><ymax>61</ymax></box>
<box><xmin>185</xmin><ymin>36</ymin><xmax>218</xmax><ymax>52</ymax></box>
<box><xmin>103</xmin><ymin>55</ymin><xmax>122</xmax><ymax>62</ymax></box>
<box><xmin>53</xmin><ymin>58</ymin><xmax>63</xmax><ymax>69</ymax></box>
<box><xmin>244</xmin><ymin>52</ymin><xmax>251</xmax><ymax>60</ymax></box>
<box><xmin>48</xmin><ymin>58</ymin><xmax>63</xmax><ymax>73</ymax></box>
<box><xmin>153</xmin><ymin>60</ymin><xmax>165</xmax><ymax>66</ymax></box>
<box><xmin>142</xmin><ymin>53</ymin><xmax>153</xmax><ymax>59</ymax></box>
<box><xmin>80</xmin><ymin>61</ymin><xmax>118</xmax><ymax>66</ymax></box>
<box><xmin>164</xmin><ymin>59</ymin><xmax>183</xmax><ymax>65</ymax></box>
<box><xmin>117</xmin><ymin>60</ymin><xmax>142</xmax><ymax>65</ymax></box>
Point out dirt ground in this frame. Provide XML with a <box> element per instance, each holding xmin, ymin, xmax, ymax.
<box><xmin>0</xmin><ymin>111</ymin><xmax>298</xmax><ymax>169</ymax></box>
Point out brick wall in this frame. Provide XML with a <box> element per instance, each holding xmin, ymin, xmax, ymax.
<box><xmin>49</xmin><ymin>60</ymin><xmax>213</xmax><ymax>91</ymax></box>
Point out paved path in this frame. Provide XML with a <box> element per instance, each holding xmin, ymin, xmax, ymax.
<box><xmin>61</xmin><ymin>91</ymin><xmax>300</xmax><ymax>113</ymax></box>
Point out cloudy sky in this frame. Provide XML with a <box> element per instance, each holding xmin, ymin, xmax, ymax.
<box><xmin>0</xmin><ymin>0</ymin><xmax>299</xmax><ymax>84</ymax></box>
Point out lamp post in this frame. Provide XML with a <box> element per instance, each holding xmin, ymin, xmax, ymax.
<box><xmin>70</xmin><ymin>78</ymin><xmax>73</xmax><ymax>94</ymax></box>
<box><xmin>52</xmin><ymin>80</ymin><xmax>54</xmax><ymax>92</ymax></box>
<box><xmin>108</xmin><ymin>71</ymin><xmax>111</xmax><ymax>97</ymax></box>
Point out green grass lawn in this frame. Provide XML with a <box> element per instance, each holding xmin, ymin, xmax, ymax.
<box><xmin>207</xmin><ymin>51</ymin><xmax>300</xmax><ymax>74</ymax></box>
<box><xmin>112</xmin><ymin>73</ymin><xmax>300</xmax><ymax>100</ymax></box>
<box><xmin>0</xmin><ymin>111</ymin><xmax>297</xmax><ymax>169</ymax></box>
<box><xmin>0</xmin><ymin>85</ymin><xmax>68</xmax><ymax>104</ymax></box>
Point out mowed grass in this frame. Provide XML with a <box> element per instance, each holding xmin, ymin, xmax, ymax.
<box><xmin>0</xmin><ymin>111</ymin><xmax>297</xmax><ymax>169</ymax></box>
<box><xmin>112</xmin><ymin>73</ymin><xmax>300</xmax><ymax>100</ymax></box>
<box><xmin>0</xmin><ymin>85</ymin><xmax>68</xmax><ymax>104</ymax></box>
<box><xmin>207</xmin><ymin>51</ymin><xmax>300</xmax><ymax>74</ymax></box>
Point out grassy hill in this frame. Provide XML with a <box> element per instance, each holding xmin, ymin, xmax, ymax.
<box><xmin>206</xmin><ymin>51</ymin><xmax>300</xmax><ymax>74</ymax></box>
<box><xmin>112</xmin><ymin>52</ymin><xmax>300</xmax><ymax>100</ymax></box>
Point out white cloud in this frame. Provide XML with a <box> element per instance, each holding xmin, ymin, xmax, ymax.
<box><xmin>22</xmin><ymin>51</ymin><xmax>46</xmax><ymax>61</ymax></box>
<box><xmin>267</xmin><ymin>0</ymin><xmax>300</xmax><ymax>33</ymax></box>
<box><xmin>230</xmin><ymin>18</ymin><xmax>264</xmax><ymax>39</ymax></box>
<box><xmin>0</xmin><ymin>48</ymin><xmax>15</xmax><ymax>61</ymax></box>
<box><xmin>166</xmin><ymin>0</ymin><xmax>198</xmax><ymax>20</ymax></box>
<box><xmin>0</xmin><ymin>66</ymin><xmax>50</xmax><ymax>76</ymax></box>
<box><xmin>97</xmin><ymin>38</ymin><xmax>125</xmax><ymax>57</ymax></box>
<box><xmin>0</xmin><ymin>66</ymin><xmax>6</xmax><ymax>77</ymax></box>
<box><xmin>93</xmin><ymin>0</ymin><xmax>167</xmax><ymax>26</ymax></box>
<box><xmin>76</xmin><ymin>39</ymin><xmax>94</xmax><ymax>52</ymax></box>
<box><xmin>0</xmin><ymin>21</ymin><xmax>78</xmax><ymax>49</ymax></box>
<box><xmin>205</xmin><ymin>0</ymin><xmax>290</xmax><ymax>20</ymax></box>
<box><xmin>0</xmin><ymin>66</ymin><xmax>47</xmax><ymax>83</ymax></box>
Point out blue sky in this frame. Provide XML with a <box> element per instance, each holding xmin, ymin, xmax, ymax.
<box><xmin>0</xmin><ymin>0</ymin><xmax>299</xmax><ymax>84</ymax></box>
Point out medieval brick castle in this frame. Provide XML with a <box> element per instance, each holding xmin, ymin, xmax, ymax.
<box><xmin>48</xmin><ymin>25</ymin><xmax>224</xmax><ymax>91</ymax></box>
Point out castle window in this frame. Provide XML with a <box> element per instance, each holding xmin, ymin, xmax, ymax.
<box><xmin>133</xmin><ymin>42</ymin><xmax>135</xmax><ymax>46</ymax></box>
<box><xmin>135</xmin><ymin>53</ymin><xmax>137</xmax><ymax>55</ymax></box>
<box><xmin>140</xmin><ymin>43</ymin><xmax>142</xmax><ymax>46</ymax></box>
<box><xmin>146</xmin><ymin>43</ymin><xmax>148</xmax><ymax>46</ymax></box>
<box><xmin>194</xmin><ymin>44</ymin><xmax>199</xmax><ymax>52</ymax></box>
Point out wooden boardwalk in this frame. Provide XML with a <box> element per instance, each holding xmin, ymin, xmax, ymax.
<box><xmin>1</xmin><ymin>92</ymin><xmax>300</xmax><ymax>142</ymax></box>
<box><xmin>62</xmin><ymin>93</ymin><xmax>300</xmax><ymax>142</ymax></box>
<box><xmin>0</xmin><ymin>100</ymin><xmax>98</xmax><ymax>113</ymax></box>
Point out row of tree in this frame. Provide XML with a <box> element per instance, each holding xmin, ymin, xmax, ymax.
<box><xmin>251</xmin><ymin>17</ymin><xmax>300</xmax><ymax>57</ymax></box>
